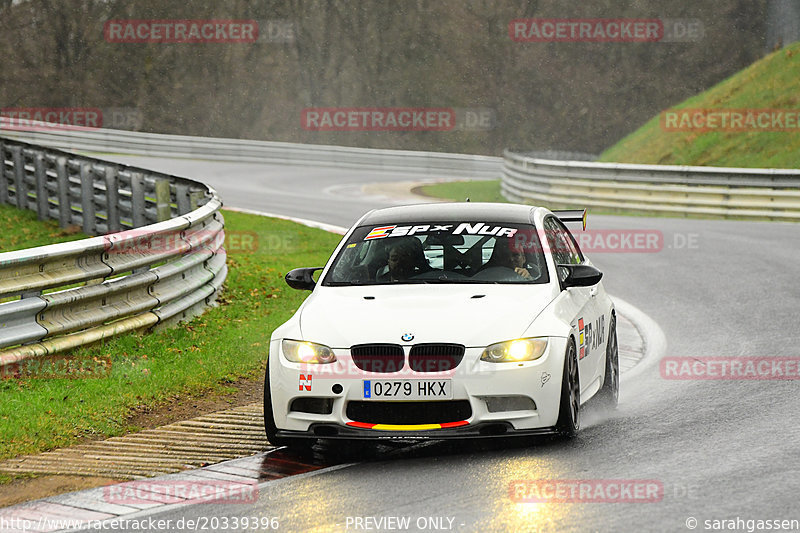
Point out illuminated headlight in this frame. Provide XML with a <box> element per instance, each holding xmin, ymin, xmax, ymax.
<box><xmin>481</xmin><ymin>338</ymin><xmax>548</xmax><ymax>363</ymax></box>
<box><xmin>282</xmin><ymin>339</ymin><xmax>336</xmax><ymax>364</ymax></box>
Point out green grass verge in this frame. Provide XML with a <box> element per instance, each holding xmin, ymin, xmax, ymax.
<box><xmin>0</xmin><ymin>204</ymin><xmax>88</xmax><ymax>251</ymax></box>
<box><xmin>416</xmin><ymin>180</ymin><xmax>505</xmax><ymax>203</ymax></box>
<box><xmin>0</xmin><ymin>209</ymin><xmax>341</xmax><ymax>461</ymax></box>
<box><xmin>599</xmin><ymin>43</ymin><xmax>800</xmax><ymax>168</ymax></box>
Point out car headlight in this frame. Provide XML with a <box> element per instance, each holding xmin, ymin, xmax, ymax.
<box><xmin>481</xmin><ymin>338</ymin><xmax>548</xmax><ymax>363</ymax></box>
<box><xmin>282</xmin><ymin>339</ymin><xmax>336</xmax><ymax>364</ymax></box>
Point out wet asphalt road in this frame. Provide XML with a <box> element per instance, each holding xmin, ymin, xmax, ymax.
<box><xmin>83</xmin><ymin>156</ymin><xmax>800</xmax><ymax>532</ymax></box>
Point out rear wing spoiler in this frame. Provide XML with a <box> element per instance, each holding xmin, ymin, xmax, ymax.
<box><xmin>553</xmin><ymin>209</ymin><xmax>587</xmax><ymax>231</ymax></box>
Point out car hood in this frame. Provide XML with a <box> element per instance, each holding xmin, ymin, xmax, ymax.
<box><xmin>298</xmin><ymin>283</ymin><xmax>557</xmax><ymax>348</ymax></box>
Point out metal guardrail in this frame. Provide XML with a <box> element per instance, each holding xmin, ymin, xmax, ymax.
<box><xmin>502</xmin><ymin>150</ymin><xmax>800</xmax><ymax>220</ymax></box>
<box><xmin>0</xmin><ymin>137</ymin><xmax>227</xmax><ymax>367</ymax></box>
<box><xmin>0</xmin><ymin>122</ymin><xmax>502</xmax><ymax>179</ymax></box>
<box><xmin>11</xmin><ymin>123</ymin><xmax>796</xmax><ymax>220</ymax></box>
<box><xmin>514</xmin><ymin>150</ymin><xmax>597</xmax><ymax>162</ymax></box>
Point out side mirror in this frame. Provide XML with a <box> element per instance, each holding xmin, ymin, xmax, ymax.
<box><xmin>557</xmin><ymin>264</ymin><xmax>603</xmax><ymax>289</ymax></box>
<box><xmin>285</xmin><ymin>267</ymin><xmax>324</xmax><ymax>291</ymax></box>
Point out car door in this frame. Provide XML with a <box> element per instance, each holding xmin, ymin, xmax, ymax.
<box><xmin>543</xmin><ymin>216</ymin><xmax>605</xmax><ymax>396</ymax></box>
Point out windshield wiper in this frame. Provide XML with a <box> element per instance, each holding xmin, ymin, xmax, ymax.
<box><xmin>324</xmin><ymin>279</ymin><xmax>368</xmax><ymax>286</ymax></box>
<box><xmin>418</xmin><ymin>278</ymin><xmax>496</xmax><ymax>284</ymax></box>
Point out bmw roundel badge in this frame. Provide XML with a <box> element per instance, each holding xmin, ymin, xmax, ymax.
<box><xmin>401</xmin><ymin>333</ymin><xmax>414</xmax><ymax>342</ymax></box>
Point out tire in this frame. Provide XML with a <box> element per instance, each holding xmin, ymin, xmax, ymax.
<box><xmin>555</xmin><ymin>340</ymin><xmax>580</xmax><ymax>437</ymax></box>
<box><xmin>263</xmin><ymin>360</ymin><xmax>314</xmax><ymax>449</ymax></box>
<box><xmin>596</xmin><ymin>315</ymin><xmax>619</xmax><ymax>410</ymax></box>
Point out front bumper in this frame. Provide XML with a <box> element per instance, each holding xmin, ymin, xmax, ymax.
<box><xmin>276</xmin><ymin>422</ymin><xmax>558</xmax><ymax>440</ymax></box>
<box><xmin>268</xmin><ymin>336</ymin><xmax>568</xmax><ymax>439</ymax></box>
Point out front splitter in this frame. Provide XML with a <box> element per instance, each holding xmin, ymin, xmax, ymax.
<box><xmin>277</xmin><ymin>422</ymin><xmax>558</xmax><ymax>440</ymax></box>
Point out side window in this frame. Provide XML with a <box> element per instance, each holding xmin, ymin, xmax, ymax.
<box><xmin>553</xmin><ymin>218</ymin><xmax>584</xmax><ymax>264</ymax></box>
<box><xmin>543</xmin><ymin>217</ymin><xmax>583</xmax><ymax>266</ymax></box>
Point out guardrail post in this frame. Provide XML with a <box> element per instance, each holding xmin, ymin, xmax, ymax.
<box><xmin>55</xmin><ymin>156</ymin><xmax>71</xmax><ymax>228</ymax></box>
<box><xmin>105</xmin><ymin>166</ymin><xmax>121</xmax><ymax>233</ymax></box>
<box><xmin>34</xmin><ymin>154</ymin><xmax>48</xmax><ymax>221</ymax></box>
<box><xmin>131</xmin><ymin>172</ymin><xmax>146</xmax><ymax>228</ymax></box>
<box><xmin>154</xmin><ymin>178</ymin><xmax>172</xmax><ymax>221</ymax></box>
<box><xmin>80</xmin><ymin>162</ymin><xmax>96</xmax><ymax>235</ymax></box>
<box><xmin>175</xmin><ymin>183</ymin><xmax>190</xmax><ymax>215</ymax></box>
<box><xmin>0</xmin><ymin>141</ymin><xmax>8</xmax><ymax>205</ymax></box>
<box><xmin>190</xmin><ymin>190</ymin><xmax>205</xmax><ymax>210</ymax></box>
<box><xmin>11</xmin><ymin>146</ymin><xmax>25</xmax><ymax>209</ymax></box>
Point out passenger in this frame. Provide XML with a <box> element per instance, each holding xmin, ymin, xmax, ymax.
<box><xmin>376</xmin><ymin>239</ymin><xmax>418</xmax><ymax>282</ymax></box>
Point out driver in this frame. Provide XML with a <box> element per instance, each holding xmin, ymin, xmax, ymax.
<box><xmin>508</xmin><ymin>246</ymin><xmax>532</xmax><ymax>279</ymax></box>
<box><xmin>484</xmin><ymin>240</ymin><xmax>532</xmax><ymax>279</ymax></box>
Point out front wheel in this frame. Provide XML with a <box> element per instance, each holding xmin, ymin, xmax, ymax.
<box><xmin>596</xmin><ymin>315</ymin><xmax>619</xmax><ymax>410</ymax></box>
<box><xmin>554</xmin><ymin>340</ymin><xmax>580</xmax><ymax>437</ymax></box>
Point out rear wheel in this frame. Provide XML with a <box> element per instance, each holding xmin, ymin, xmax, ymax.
<box><xmin>555</xmin><ymin>340</ymin><xmax>580</xmax><ymax>437</ymax></box>
<box><xmin>263</xmin><ymin>361</ymin><xmax>315</xmax><ymax>449</ymax></box>
<box><xmin>597</xmin><ymin>315</ymin><xmax>619</xmax><ymax>410</ymax></box>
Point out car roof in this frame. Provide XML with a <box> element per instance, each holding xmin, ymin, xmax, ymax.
<box><xmin>359</xmin><ymin>202</ymin><xmax>539</xmax><ymax>225</ymax></box>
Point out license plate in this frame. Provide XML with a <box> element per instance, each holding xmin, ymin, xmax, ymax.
<box><xmin>362</xmin><ymin>380</ymin><xmax>452</xmax><ymax>400</ymax></box>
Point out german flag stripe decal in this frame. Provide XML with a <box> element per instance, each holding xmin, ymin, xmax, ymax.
<box><xmin>440</xmin><ymin>420</ymin><xmax>470</xmax><ymax>428</ymax></box>
<box><xmin>346</xmin><ymin>421</ymin><xmax>376</xmax><ymax>429</ymax></box>
<box><xmin>365</xmin><ymin>226</ymin><xmax>396</xmax><ymax>240</ymax></box>
<box><xmin>346</xmin><ymin>420</ymin><xmax>469</xmax><ymax>431</ymax></box>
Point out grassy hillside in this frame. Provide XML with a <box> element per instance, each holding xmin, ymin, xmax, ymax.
<box><xmin>599</xmin><ymin>43</ymin><xmax>800</xmax><ymax>168</ymax></box>
<box><xmin>0</xmin><ymin>1</ymin><xmax>767</xmax><ymax>156</ymax></box>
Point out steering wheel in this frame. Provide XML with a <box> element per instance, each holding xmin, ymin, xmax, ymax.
<box><xmin>525</xmin><ymin>263</ymin><xmax>542</xmax><ymax>280</ymax></box>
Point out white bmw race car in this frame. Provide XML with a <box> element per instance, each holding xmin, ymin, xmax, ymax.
<box><xmin>264</xmin><ymin>202</ymin><xmax>618</xmax><ymax>446</ymax></box>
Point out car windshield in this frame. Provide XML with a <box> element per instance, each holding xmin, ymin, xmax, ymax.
<box><xmin>322</xmin><ymin>221</ymin><xmax>549</xmax><ymax>286</ymax></box>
